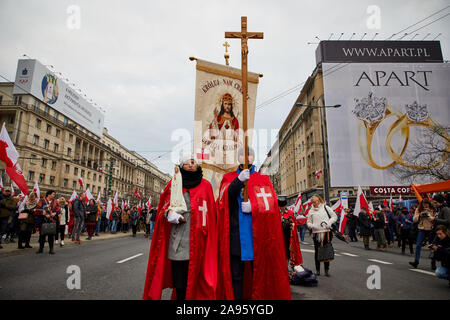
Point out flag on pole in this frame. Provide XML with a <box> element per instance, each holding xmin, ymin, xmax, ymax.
<box><xmin>96</xmin><ymin>193</ymin><xmax>102</xmax><ymax>205</ymax></box>
<box><xmin>293</xmin><ymin>192</ymin><xmax>302</xmax><ymax>214</ymax></box>
<box><xmin>332</xmin><ymin>198</ymin><xmax>347</xmax><ymax>234</ymax></box>
<box><xmin>302</xmin><ymin>199</ymin><xmax>313</xmax><ymax>216</ymax></box>
<box><xmin>331</xmin><ymin>198</ymin><xmax>343</xmax><ymax>215</ymax></box>
<box><xmin>0</xmin><ymin>123</ymin><xmax>29</xmax><ymax>195</ymax></box>
<box><xmin>85</xmin><ymin>188</ymin><xmax>94</xmax><ymax>203</ymax></box>
<box><xmin>314</xmin><ymin>169</ymin><xmax>323</xmax><ymax>180</ymax></box>
<box><xmin>77</xmin><ymin>176</ymin><xmax>84</xmax><ymax>188</ymax></box>
<box><xmin>33</xmin><ymin>181</ymin><xmax>40</xmax><ymax>199</ymax></box>
<box><xmin>106</xmin><ymin>199</ymin><xmax>113</xmax><ymax>221</ymax></box>
<box><xmin>146</xmin><ymin>196</ymin><xmax>152</xmax><ymax>210</ymax></box>
<box><xmin>69</xmin><ymin>190</ymin><xmax>77</xmax><ymax>202</ymax></box>
<box><xmin>389</xmin><ymin>194</ymin><xmax>394</xmax><ymax>212</ymax></box>
<box><xmin>354</xmin><ymin>186</ymin><xmax>370</xmax><ymax>217</ymax></box>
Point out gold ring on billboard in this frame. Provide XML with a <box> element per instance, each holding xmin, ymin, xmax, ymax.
<box><xmin>385</xmin><ymin>102</ymin><xmax>450</xmax><ymax>170</ymax></box>
<box><xmin>354</xmin><ymin>93</ymin><xmax>410</xmax><ymax>170</ymax></box>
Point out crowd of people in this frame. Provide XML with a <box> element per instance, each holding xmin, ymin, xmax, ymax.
<box><xmin>0</xmin><ymin>187</ymin><xmax>158</xmax><ymax>254</ymax></box>
<box><xmin>317</xmin><ymin>193</ymin><xmax>450</xmax><ymax>285</ymax></box>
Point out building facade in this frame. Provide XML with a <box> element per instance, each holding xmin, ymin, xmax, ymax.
<box><xmin>0</xmin><ymin>82</ymin><xmax>170</xmax><ymax>205</ymax></box>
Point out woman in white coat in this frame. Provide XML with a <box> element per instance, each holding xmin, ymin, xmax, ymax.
<box><xmin>307</xmin><ymin>194</ymin><xmax>337</xmax><ymax>276</ymax></box>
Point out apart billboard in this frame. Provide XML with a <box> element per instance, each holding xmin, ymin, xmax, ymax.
<box><xmin>322</xmin><ymin>62</ymin><xmax>450</xmax><ymax>187</ymax></box>
<box><xmin>13</xmin><ymin>59</ymin><xmax>104</xmax><ymax>137</ymax></box>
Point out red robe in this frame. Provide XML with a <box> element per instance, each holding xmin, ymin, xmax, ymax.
<box><xmin>216</xmin><ymin>171</ymin><xmax>291</xmax><ymax>300</ymax></box>
<box><xmin>281</xmin><ymin>209</ymin><xmax>303</xmax><ymax>266</ymax></box>
<box><xmin>142</xmin><ymin>179</ymin><xmax>218</xmax><ymax>300</ymax></box>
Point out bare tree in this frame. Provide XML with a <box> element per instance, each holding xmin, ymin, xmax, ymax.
<box><xmin>389</xmin><ymin>125</ymin><xmax>450</xmax><ymax>184</ymax></box>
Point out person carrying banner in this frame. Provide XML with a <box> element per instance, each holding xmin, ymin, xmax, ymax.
<box><xmin>216</xmin><ymin>147</ymin><xmax>291</xmax><ymax>300</ymax></box>
<box><xmin>142</xmin><ymin>154</ymin><xmax>217</xmax><ymax>300</ymax></box>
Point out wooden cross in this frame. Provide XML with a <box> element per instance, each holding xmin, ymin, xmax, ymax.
<box><xmin>225</xmin><ymin>16</ymin><xmax>263</xmax><ymax>201</ymax></box>
<box><xmin>223</xmin><ymin>41</ymin><xmax>230</xmax><ymax>65</ymax></box>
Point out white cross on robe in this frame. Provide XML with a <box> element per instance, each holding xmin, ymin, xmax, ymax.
<box><xmin>256</xmin><ymin>187</ymin><xmax>272</xmax><ymax>211</ymax></box>
<box><xmin>198</xmin><ymin>200</ymin><xmax>207</xmax><ymax>227</ymax></box>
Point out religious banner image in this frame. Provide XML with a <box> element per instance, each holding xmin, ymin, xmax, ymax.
<box><xmin>193</xmin><ymin>59</ymin><xmax>260</xmax><ymax>197</ymax></box>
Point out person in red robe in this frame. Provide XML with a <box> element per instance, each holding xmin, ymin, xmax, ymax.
<box><xmin>142</xmin><ymin>155</ymin><xmax>217</xmax><ymax>300</ymax></box>
<box><xmin>216</xmin><ymin>148</ymin><xmax>292</xmax><ymax>300</ymax></box>
<box><xmin>278</xmin><ymin>196</ymin><xmax>303</xmax><ymax>268</ymax></box>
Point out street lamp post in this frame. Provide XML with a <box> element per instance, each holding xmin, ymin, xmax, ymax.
<box><xmin>295</xmin><ymin>102</ymin><xmax>342</xmax><ymax>205</ymax></box>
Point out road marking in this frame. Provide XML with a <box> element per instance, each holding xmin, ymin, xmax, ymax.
<box><xmin>341</xmin><ymin>252</ymin><xmax>358</xmax><ymax>257</ymax></box>
<box><xmin>368</xmin><ymin>259</ymin><xmax>393</xmax><ymax>265</ymax></box>
<box><xmin>301</xmin><ymin>242</ymin><xmax>310</xmax><ymax>245</ymax></box>
<box><xmin>409</xmin><ymin>269</ymin><xmax>435</xmax><ymax>276</ymax></box>
<box><xmin>117</xmin><ymin>253</ymin><xmax>143</xmax><ymax>264</ymax></box>
<box><xmin>334</xmin><ymin>253</ymin><xmax>342</xmax><ymax>257</ymax></box>
<box><xmin>301</xmin><ymin>249</ymin><xmax>315</xmax><ymax>253</ymax></box>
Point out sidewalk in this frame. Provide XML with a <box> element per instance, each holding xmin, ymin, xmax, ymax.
<box><xmin>0</xmin><ymin>230</ymin><xmax>149</xmax><ymax>258</ymax></box>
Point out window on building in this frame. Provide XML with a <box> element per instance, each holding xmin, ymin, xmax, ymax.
<box><xmin>46</xmin><ymin>124</ymin><xmax>52</xmax><ymax>133</ymax></box>
<box><xmin>93</xmin><ymin>173</ymin><xmax>96</xmax><ymax>180</ymax></box>
<box><xmin>13</xmin><ymin>96</ymin><xmax>22</xmax><ymax>105</ymax></box>
<box><xmin>44</xmin><ymin>106</ymin><xmax>50</xmax><ymax>114</ymax></box>
<box><xmin>64</xmin><ymin>117</ymin><xmax>68</xmax><ymax>126</ymax></box>
<box><xmin>44</xmin><ymin>139</ymin><xmax>49</xmax><ymax>149</ymax></box>
<box><xmin>54</xmin><ymin>111</ymin><xmax>58</xmax><ymax>121</ymax></box>
<box><xmin>56</xmin><ymin>129</ymin><xmax>60</xmax><ymax>137</ymax></box>
<box><xmin>65</xmin><ymin>164</ymin><xmax>70</xmax><ymax>173</ymax></box>
<box><xmin>51</xmin><ymin>160</ymin><xmax>57</xmax><ymax>170</ymax></box>
<box><xmin>49</xmin><ymin>176</ymin><xmax>55</xmax><ymax>186</ymax></box>
<box><xmin>69</xmin><ymin>134</ymin><xmax>73</xmax><ymax>142</ymax></box>
<box><xmin>28</xmin><ymin>171</ymin><xmax>35</xmax><ymax>182</ymax></box>
<box><xmin>39</xmin><ymin>174</ymin><xmax>45</xmax><ymax>184</ymax></box>
<box><xmin>87</xmin><ymin>171</ymin><xmax>91</xmax><ymax>179</ymax></box>
<box><xmin>30</xmin><ymin>154</ymin><xmax>36</xmax><ymax>165</ymax></box>
<box><xmin>42</xmin><ymin>158</ymin><xmax>47</xmax><ymax>168</ymax></box>
<box><xmin>33</xmin><ymin>135</ymin><xmax>39</xmax><ymax>145</ymax></box>
<box><xmin>36</xmin><ymin>119</ymin><xmax>41</xmax><ymax>129</ymax></box>
<box><xmin>74</xmin><ymin>167</ymin><xmax>78</xmax><ymax>175</ymax></box>
<box><xmin>33</xmin><ymin>100</ymin><xmax>39</xmax><ymax>110</ymax></box>
<box><xmin>63</xmin><ymin>179</ymin><xmax>68</xmax><ymax>188</ymax></box>
<box><xmin>81</xmin><ymin>170</ymin><xmax>85</xmax><ymax>177</ymax></box>
<box><xmin>53</xmin><ymin>143</ymin><xmax>59</xmax><ymax>153</ymax></box>
<box><xmin>72</xmin><ymin>181</ymin><xmax>77</xmax><ymax>189</ymax></box>
<box><xmin>87</xmin><ymin>184</ymin><xmax>90</xmax><ymax>190</ymax></box>
<box><xmin>67</xmin><ymin>147</ymin><xmax>72</xmax><ymax>156</ymax></box>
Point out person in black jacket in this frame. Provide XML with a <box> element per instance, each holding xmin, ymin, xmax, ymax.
<box><xmin>346</xmin><ymin>209</ymin><xmax>358</xmax><ymax>242</ymax></box>
<box><xmin>17</xmin><ymin>192</ymin><xmax>38</xmax><ymax>249</ymax></box>
<box><xmin>150</xmin><ymin>208</ymin><xmax>157</xmax><ymax>238</ymax></box>
<box><xmin>72</xmin><ymin>192</ymin><xmax>86</xmax><ymax>243</ymax></box>
<box><xmin>358</xmin><ymin>207</ymin><xmax>372</xmax><ymax>250</ymax></box>
<box><xmin>431</xmin><ymin>225</ymin><xmax>450</xmax><ymax>286</ymax></box>
<box><xmin>373</xmin><ymin>210</ymin><xmax>387</xmax><ymax>251</ymax></box>
<box><xmin>85</xmin><ymin>199</ymin><xmax>98</xmax><ymax>240</ymax></box>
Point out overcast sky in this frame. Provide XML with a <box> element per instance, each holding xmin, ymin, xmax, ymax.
<box><xmin>0</xmin><ymin>0</ymin><xmax>449</xmax><ymax>174</ymax></box>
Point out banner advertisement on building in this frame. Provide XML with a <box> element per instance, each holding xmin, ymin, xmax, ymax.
<box><xmin>193</xmin><ymin>59</ymin><xmax>260</xmax><ymax>198</ymax></box>
<box><xmin>322</xmin><ymin>62</ymin><xmax>450</xmax><ymax>187</ymax></box>
<box><xmin>13</xmin><ymin>59</ymin><xmax>105</xmax><ymax>137</ymax></box>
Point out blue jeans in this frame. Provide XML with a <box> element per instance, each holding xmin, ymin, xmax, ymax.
<box><xmin>414</xmin><ymin>229</ymin><xmax>431</xmax><ymax>262</ymax></box>
<box><xmin>95</xmin><ymin>220</ymin><xmax>101</xmax><ymax>235</ymax></box>
<box><xmin>150</xmin><ymin>221</ymin><xmax>155</xmax><ymax>238</ymax></box>
<box><xmin>297</xmin><ymin>225</ymin><xmax>307</xmax><ymax>242</ymax></box>
<box><xmin>435</xmin><ymin>266</ymin><xmax>449</xmax><ymax>280</ymax></box>
<box><xmin>111</xmin><ymin>220</ymin><xmax>118</xmax><ymax>233</ymax></box>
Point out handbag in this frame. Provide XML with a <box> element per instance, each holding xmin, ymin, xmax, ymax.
<box><xmin>18</xmin><ymin>212</ymin><xmax>29</xmax><ymax>220</ymax></box>
<box><xmin>41</xmin><ymin>222</ymin><xmax>57</xmax><ymax>235</ymax></box>
<box><xmin>317</xmin><ymin>232</ymin><xmax>334</xmax><ymax>262</ymax></box>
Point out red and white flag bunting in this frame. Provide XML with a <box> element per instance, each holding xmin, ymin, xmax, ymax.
<box><xmin>293</xmin><ymin>192</ymin><xmax>302</xmax><ymax>214</ymax></box>
<box><xmin>69</xmin><ymin>190</ymin><xmax>77</xmax><ymax>202</ymax></box>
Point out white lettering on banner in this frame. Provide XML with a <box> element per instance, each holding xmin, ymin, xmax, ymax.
<box><xmin>199</xmin><ymin>200</ymin><xmax>207</xmax><ymax>227</ymax></box>
<box><xmin>256</xmin><ymin>188</ymin><xmax>272</xmax><ymax>211</ymax></box>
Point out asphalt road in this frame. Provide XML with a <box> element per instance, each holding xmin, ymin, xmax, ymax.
<box><xmin>0</xmin><ymin>232</ymin><xmax>448</xmax><ymax>300</ymax></box>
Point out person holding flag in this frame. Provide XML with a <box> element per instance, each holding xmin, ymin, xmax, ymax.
<box><xmin>143</xmin><ymin>154</ymin><xmax>218</xmax><ymax>300</ymax></box>
<box><xmin>358</xmin><ymin>206</ymin><xmax>372</xmax><ymax>250</ymax></box>
<box><xmin>216</xmin><ymin>147</ymin><xmax>291</xmax><ymax>300</ymax></box>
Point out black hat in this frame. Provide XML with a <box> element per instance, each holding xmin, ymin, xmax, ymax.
<box><xmin>277</xmin><ymin>195</ymin><xmax>287</xmax><ymax>207</ymax></box>
<box><xmin>433</xmin><ymin>194</ymin><xmax>445</xmax><ymax>204</ymax></box>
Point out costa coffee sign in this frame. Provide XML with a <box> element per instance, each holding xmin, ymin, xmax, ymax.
<box><xmin>370</xmin><ymin>186</ymin><xmax>412</xmax><ymax>195</ymax></box>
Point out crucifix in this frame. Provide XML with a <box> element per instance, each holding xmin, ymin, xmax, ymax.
<box><xmin>223</xmin><ymin>41</ymin><xmax>230</xmax><ymax>65</ymax></box>
<box><xmin>225</xmin><ymin>16</ymin><xmax>263</xmax><ymax>201</ymax></box>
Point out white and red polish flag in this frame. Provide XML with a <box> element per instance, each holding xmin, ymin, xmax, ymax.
<box><xmin>33</xmin><ymin>181</ymin><xmax>40</xmax><ymax>199</ymax></box>
<box><xmin>0</xmin><ymin>176</ymin><xmax>3</xmax><ymax>192</ymax></box>
<box><xmin>69</xmin><ymin>190</ymin><xmax>77</xmax><ymax>203</ymax></box>
<box><xmin>85</xmin><ymin>188</ymin><xmax>94</xmax><ymax>203</ymax></box>
<box><xmin>293</xmin><ymin>192</ymin><xmax>302</xmax><ymax>214</ymax></box>
<box><xmin>314</xmin><ymin>169</ymin><xmax>323</xmax><ymax>180</ymax></box>
<box><xmin>368</xmin><ymin>202</ymin><xmax>375</xmax><ymax>218</ymax></box>
<box><xmin>134</xmin><ymin>188</ymin><xmax>141</xmax><ymax>199</ymax></box>
<box><xmin>332</xmin><ymin>198</ymin><xmax>347</xmax><ymax>234</ymax></box>
<box><xmin>354</xmin><ymin>186</ymin><xmax>370</xmax><ymax>217</ymax></box>
<box><xmin>146</xmin><ymin>196</ymin><xmax>152</xmax><ymax>210</ymax></box>
<box><xmin>196</xmin><ymin>148</ymin><xmax>210</xmax><ymax>161</ymax></box>
<box><xmin>138</xmin><ymin>202</ymin><xmax>142</xmax><ymax>217</ymax></box>
<box><xmin>302</xmin><ymin>198</ymin><xmax>313</xmax><ymax>216</ymax></box>
<box><xmin>77</xmin><ymin>176</ymin><xmax>84</xmax><ymax>188</ymax></box>
<box><xmin>0</xmin><ymin>123</ymin><xmax>29</xmax><ymax>195</ymax></box>
<box><xmin>106</xmin><ymin>199</ymin><xmax>113</xmax><ymax>221</ymax></box>
<box><xmin>389</xmin><ymin>194</ymin><xmax>394</xmax><ymax>212</ymax></box>
<box><xmin>96</xmin><ymin>193</ymin><xmax>102</xmax><ymax>205</ymax></box>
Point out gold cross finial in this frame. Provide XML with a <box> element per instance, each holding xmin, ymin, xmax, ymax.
<box><xmin>223</xmin><ymin>41</ymin><xmax>230</xmax><ymax>65</ymax></box>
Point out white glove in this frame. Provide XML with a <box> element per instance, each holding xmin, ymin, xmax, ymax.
<box><xmin>238</xmin><ymin>169</ymin><xmax>250</xmax><ymax>182</ymax></box>
<box><xmin>241</xmin><ymin>201</ymin><xmax>252</xmax><ymax>213</ymax></box>
<box><xmin>167</xmin><ymin>211</ymin><xmax>183</xmax><ymax>224</ymax></box>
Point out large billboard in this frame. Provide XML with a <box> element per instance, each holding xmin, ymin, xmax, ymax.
<box><xmin>13</xmin><ymin>59</ymin><xmax>104</xmax><ymax>137</ymax></box>
<box><xmin>323</xmin><ymin>62</ymin><xmax>450</xmax><ymax>187</ymax></box>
